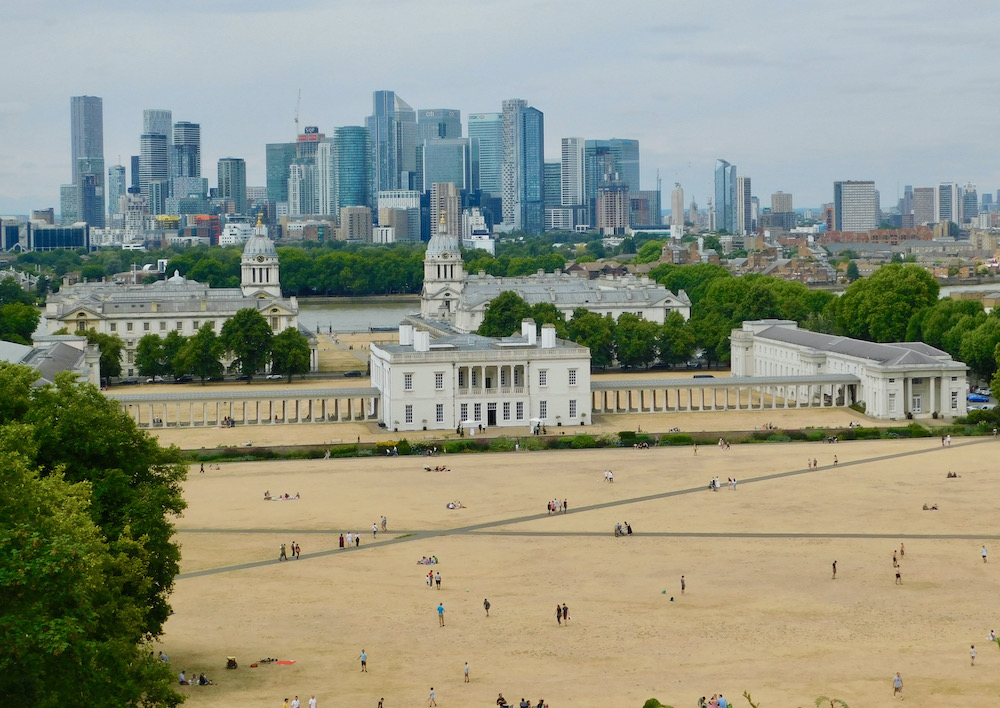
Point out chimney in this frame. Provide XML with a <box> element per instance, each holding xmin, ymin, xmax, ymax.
<box><xmin>413</xmin><ymin>329</ymin><xmax>430</xmax><ymax>352</ymax></box>
<box><xmin>399</xmin><ymin>323</ymin><xmax>414</xmax><ymax>346</ymax></box>
<box><xmin>521</xmin><ymin>318</ymin><xmax>537</xmax><ymax>345</ymax></box>
<box><xmin>541</xmin><ymin>324</ymin><xmax>556</xmax><ymax>349</ymax></box>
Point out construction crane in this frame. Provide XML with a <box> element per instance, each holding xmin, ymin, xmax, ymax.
<box><xmin>294</xmin><ymin>89</ymin><xmax>301</xmax><ymax>136</ymax></box>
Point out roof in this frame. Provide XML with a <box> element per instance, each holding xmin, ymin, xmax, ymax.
<box><xmin>377</xmin><ymin>330</ymin><xmax>589</xmax><ymax>356</ymax></box>
<box><xmin>242</xmin><ymin>234</ymin><xmax>278</xmax><ymax>258</ymax></box>
<box><xmin>458</xmin><ymin>272</ymin><xmax>691</xmax><ymax>311</ymax></box>
<box><xmin>107</xmin><ymin>386</ymin><xmax>380</xmax><ymax>403</ymax></box>
<box><xmin>754</xmin><ymin>324</ymin><xmax>956</xmax><ymax>367</ymax></box>
<box><xmin>590</xmin><ymin>373</ymin><xmax>860</xmax><ymax>390</ymax></box>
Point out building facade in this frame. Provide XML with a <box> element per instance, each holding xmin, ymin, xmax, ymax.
<box><xmin>834</xmin><ymin>180</ymin><xmax>878</xmax><ymax>232</ymax></box>
<box><xmin>731</xmin><ymin>319</ymin><xmax>967</xmax><ymax>420</ymax></box>
<box><xmin>371</xmin><ymin>321</ymin><xmax>592</xmax><ymax>432</ymax></box>
<box><xmin>468</xmin><ymin>112</ymin><xmax>503</xmax><ymax>198</ymax></box>
<box><xmin>714</xmin><ymin>159</ymin><xmax>736</xmax><ymax>233</ymax></box>
<box><xmin>217</xmin><ymin>158</ymin><xmax>247</xmax><ymax>215</ymax></box>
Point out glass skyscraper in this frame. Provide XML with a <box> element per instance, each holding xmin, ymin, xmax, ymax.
<box><xmin>266</xmin><ymin>143</ymin><xmax>297</xmax><ymax>204</ymax></box>
<box><xmin>467</xmin><ymin>113</ymin><xmax>503</xmax><ymax>198</ymax></box>
<box><xmin>714</xmin><ymin>159</ymin><xmax>736</xmax><ymax>233</ymax></box>
<box><xmin>70</xmin><ymin>96</ymin><xmax>105</xmax><ymax>227</ymax></box>
<box><xmin>422</xmin><ymin>138</ymin><xmax>478</xmax><ymax>193</ymax></box>
<box><xmin>333</xmin><ymin>126</ymin><xmax>372</xmax><ymax>214</ymax></box>
<box><xmin>366</xmin><ymin>90</ymin><xmax>417</xmax><ymax>203</ymax></box>
<box><xmin>503</xmin><ymin>103</ymin><xmax>544</xmax><ymax>235</ymax></box>
<box><xmin>171</xmin><ymin>121</ymin><xmax>201</xmax><ymax>179</ymax></box>
<box><xmin>217</xmin><ymin>158</ymin><xmax>247</xmax><ymax>215</ymax></box>
<box><xmin>417</xmin><ymin>109</ymin><xmax>462</xmax><ymax>143</ymax></box>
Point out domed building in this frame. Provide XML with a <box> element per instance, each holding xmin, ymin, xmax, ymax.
<box><xmin>45</xmin><ymin>224</ymin><xmax>317</xmax><ymax>378</ymax></box>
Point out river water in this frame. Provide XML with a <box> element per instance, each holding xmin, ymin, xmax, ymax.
<box><xmin>298</xmin><ymin>300</ymin><xmax>416</xmax><ymax>333</ymax></box>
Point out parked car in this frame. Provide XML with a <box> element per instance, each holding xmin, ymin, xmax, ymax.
<box><xmin>970</xmin><ymin>403</ymin><xmax>997</xmax><ymax>411</ymax></box>
<box><xmin>174</xmin><ymin>374</ymin><xmax>193</xmax><ymax>383</ymax></box>
<box><xmin>973</xmin><ymin>387</ymin><xmax>992</xmax><ymax>396</ymax></box>
<box><xmin>344</xmin><ymin>370</ymin><xmax>363</xmax><ymax>377</ymax></box>
<box><xmin>265</xmin><ymin>374</ymin><xmax>283</xmax><ymax>380</ymax></box>
<box><xmin>967</xmin><ymin>393</ymin><xmax>989</xmax><ymax>403</ymax></box>
<box><xmin>145</xmin><ymin>375</ymin><xmax>164</xmax><ymax>383</ymax></box>
<box><xmin>119</xmin><ymin>377</ymin><xmax>139</xmax><ymax>385</ymax></box>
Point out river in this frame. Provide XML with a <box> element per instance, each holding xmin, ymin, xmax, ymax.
<box><xmin>298</xmin><ymin>299</ymin><xmax>416</xmax><ymax>333</ymax></box>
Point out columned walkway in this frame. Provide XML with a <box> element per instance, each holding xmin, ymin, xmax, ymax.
<box><xmin>590</xmin><ymin>374</ymin><xmax>859</xmax><ymax>414</ymax></box>
<box><xmin>107</xmin><ymin>387</ymin><xmax>380</xmax><ymax>428</ymax></box>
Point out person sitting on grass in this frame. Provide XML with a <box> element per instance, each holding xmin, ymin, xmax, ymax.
<box><xmin>178</xmin><ymin>671</ymin><xmax>189</xmax><ymax>685</ymax></box>
<box><xmin>198</xmin><ymin>673</ymin><xmax>213</xmax><ymax>685</ymax></box>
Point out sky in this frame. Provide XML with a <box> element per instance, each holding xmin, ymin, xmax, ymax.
<box><xmin>2</xmin><ymin>0</ymin><xmax>999</xmax><ymax>216</ymax></box>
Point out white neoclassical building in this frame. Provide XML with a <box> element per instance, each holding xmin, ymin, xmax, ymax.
<box><xmin>419</xmin><ymin>220</ymin><xmax>691</xmax><ymax>333</ymax></box>
<box><xmin>731</xmin><ymin>319</ymin><xmax>968</xmax><ymax>420</ymax></box>
<box><xmin>370</xmin><ymin>320</ymin><xmax>592</xmax><ymax>432</ymax></box>
<box><xmin>45</xmin><ymin>221</ymin><xmax>318</xmax><ymax>377</ymax></box>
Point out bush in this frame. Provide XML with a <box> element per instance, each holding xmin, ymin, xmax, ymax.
<box><xmin>396</xmin><ymin>438</ymin><xmax>412</xmax><ymax>455</ymax></box>
<box><xmin>806</xmin><ymin>431</ymin><xmax>826</xmax><ymax>442</ymax></box>
<box><xmin>965</xmin><ymin>408</ymin><xmax>1000</xmax><ymax>426</ymax></box>
<box><xmin>785</xmin><ymin>430</ymin><xmax>809</xmax><ymax>441</ymax></box>
<box><xmin>596</xmin><ymin>433</ymin><xmax>621</xmax><ymax>447</ymax></box>
<box><xmin>489</xmin><ymin>437</ymin><xmax>516</xmax><ymax>452</ymax></box>
<box><xmin>619</xmin><ymin>431</ymin><xmax>637</xmax><ymax>445</ymax></box>
<box><xmin>849</xmin><ymin>401</ymin><xmax>867</xmax><ymax>414</ymax></box>
<box><xmin>766</xmin><ymin>434</ymin><xmax>792</xmax><ymax>442</ymax></box>
<box><xmin>570</xmin><ymin>434</ymin><xmax>597</xmax><ymax>449</ymax></box>
<box><xmin>662</xmin><ymin>433</ymin><xmax>694</xmax><ymax>446</ymax></box>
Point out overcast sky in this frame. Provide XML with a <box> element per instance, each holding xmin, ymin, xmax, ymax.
<box><xmin>2</xmin><ymin>0</ymin><xmax>998</xmax><ymax>216</ymax></box>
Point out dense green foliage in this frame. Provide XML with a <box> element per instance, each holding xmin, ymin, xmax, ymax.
<box><xmin>0</xmin><ymin>277</ymin><xmax>41</xmax><ymax>345</ymax></box>
<box><xmin>270</xmin><ymin>327</ymin><xmax>312</xmax><ymax>381</ymax></box>
<box><xmin>83</xmin><ymin>329</ymin><xmax>125</xmax><ymax>379</ymax></box>
<box><xmin>835</xmin><ymin>264</ymin><xmax>939</xmax><ymax>342</ymax></box>
<box><xmin>220</xmin><ymin>309</ymin><xmax>274</xmax><ymax>382</ymax></box>
<box><xmin>175</xmin><ymin>323</ymin><xmax>225</xmax><ymax>383</ymax></box>
<box><xmin>0</xmin><ymin>363</ymin><xmax>186</xmax><ymax>705</ymax></box>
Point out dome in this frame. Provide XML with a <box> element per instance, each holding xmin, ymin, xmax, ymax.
<box><xmin>243</xmin><ymin>235</ymin><xmax>277</xmax><ymax>259</ymax></box>
<box><xmin>166</xmin><ymin>270</ymin><xmax>186</xmax><ymax>284</ymax></box>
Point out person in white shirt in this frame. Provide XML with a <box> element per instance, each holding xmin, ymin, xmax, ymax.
<box><xmin>292</xmin><ymin>697</ymin><xmax>300</xmax><ymax>708</ymax></box>
<box><xmin>309</xmin><ymin>697</ymin><xmax>317</xmax><ymax>708</ymax></box>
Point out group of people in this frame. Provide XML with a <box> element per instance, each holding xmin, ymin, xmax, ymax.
<box><xmin>278</xmin><ymin>542</ymin><xmax>301</xmax><ymax>561</ymax></box>
<box><xmin>697</xmin><ymin>694</ymin><xmax>728</xmax><ymax>707</ymax></box>
<box><xmin>941</xmin><ymin>434</ymin><xmax>953</xmax><ymax>447</ymax></box>
<box><xmin>264</xmin><ymin>491</ymin><xmax>300</xmax><ymax>501</ymax></box>
<box><xmin>555</xmin><ymin>603</ymin><xmax>569</xmax><ymax>625</ymax></box>
<box><xmin>547</xmin><ymin>498</ymin><xmax>567</xmax><ymax>514</ymax></box>
<box><xmin>426</xmin><ymin>570</ymin><xmax>442</xmax><ymax>588</ymax></box>
<box><xmin>603</xmin><ymin>469</ymin><xmax>615</xmax><ymax>482</ymax></box>
<box><xmin>339</xmin><ymin>533</ymin><xmax>361</xmax><ymax>548</ymax></box>
<box><xmin>613</xmin><ymin>521</ymin><xmax>633</xmax><ymax>537</ymax></box>
<box><xmin>221</xmin><ymin>416</ymin><xmax>236</xmax><ymax>428</ymax></box>
<box><xmin>177</xmin><ymin>670</ymin><xmax>213</xmax><ymax>686</ymax></box>
<box><xmin>417</xmin><ymin>555</ymin><xmax>439</xmax><ymax>565</ymax></box>
<box><xmin>716</xmin><ymin>438</ymin><xmax>732</xmax><ymax>450</ymax></box>
<box><xmin>496</xmin><ymin>694</ymin><xmax>546</xmax><ymax>708</ymax></box>
<box><xmin>708</xmin><ymin>476</ymin><xmax>734</xmax><ymax>491</ymax></box>
<box><xmin>424</xmin><ymin>465</ymin><xmax>451</xmax><ymax>471</ymax></box>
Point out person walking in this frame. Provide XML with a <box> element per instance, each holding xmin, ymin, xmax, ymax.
<box><xmin>563</xmin><ymin>499</ymin><xmax>567</xmax><ymax>513</ymax></box>
<box><xmin>438</xmin><ymin>602</ymin><xmax>445</xmax><ymax>626</ymax></box>
<box><xmin>279</xmin><ymin>543</ymin><xmax>287</xmax><ymax>561</ymax></box>
<box><xmin>428</xmin><ymin>687</ymin><xmax>437</xmax><ymax>706</ymax></box>
<box><xmin>373</xmin><ymin>523</ymin><xmax>378</xmax><ymax>538</ymax></box>
<box><xmin>895</xmin><ymin>568</ymin><xmax>902</xmax><ymax>585</ymax></box>
<box><xmin>339</xmin><ymin>533</ymin><xmax>345</xmax><ymax>548</ymax></box>
<box><xmin>982</xmin><ymin>545</ymin><xmax>988</xmax><ymax>563</ymax></box>
<box><xmin>292</xmin><ymin>697</ymin><xmax>300</xmax><ymax>708</ymax></box>
<box><xmin>681</xmin><ymin>575</ymin><xmax>686</xmax><ymax>595</ymax></box>
<box><xmin>359</xmin><ymin>649</ymin><xmax>367</xmax><ymax>672</ymax></box>
<box><xmin>309</xmin><ymin>697</ymin><xmax>317</xmax><ymax>708</ymax></box>
<box><xmin>893</xmin><ymin>550</ymin><xmax>898</xmax><ymax>568</ymax></box>
<box><xmin>833</xmin><ymin>455</ymin><xmax>838</xmax><ymax>467</ymax></box>
<box><xmin>971</xmin><ymin>644</ymin><xmax>977</xmax><ymax>665</ymax></box>
<box><xmin>294</xmin><ymin>542</ymin><xmax>301</xmax><ymax>559</ymax></box>
<box><xmin>562</xmin><ymin>603</ymin><xmax>569</xmax><ymax>623</ymax></box>
<box><xmin>832</xmin><ymin>560</ymin><xmax>837</xmax><ymax>579</ymax></box>
<box><xmin>556</xmin><ymin>604</ymin><xmax>562</xmax><ymax>626</ymax></box>
<box><xmin>464</xmin><ymin>661</ymin><xmax>470</xmax><ymax>682</ymax></box>
<box><xmin>483</xmin><ymin>598</ymin><xmax>491</xmax><ymax>617</ymax></box>
<box><xmin>892</xmin><ymin>672</ymin><xmax>903</xmax><ymax>699</ymax></box>
<box><xmin>435</xmin><ymin>571</ymin><xmax>441</xmax><ymax>589</ymax></box>
<box><xmin>381</xmin><ymin>515</ymin><xmax>387</xmax><ymax>531</ymax></box>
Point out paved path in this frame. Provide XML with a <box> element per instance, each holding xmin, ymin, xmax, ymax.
<box><xmin>177</xmin><ymin>436</ymin><xmax>989</xmax><ymax>580</ymax></box>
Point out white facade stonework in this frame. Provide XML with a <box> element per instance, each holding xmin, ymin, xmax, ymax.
<box><xmin>731</xmin><ymin>320</ymin><xmax>967</xmax><ymax>420</ymax></box>
<box><xmin>371</xmin><ymin>320</ymin><xmax>591</xmax><ymax>432</ymax></box>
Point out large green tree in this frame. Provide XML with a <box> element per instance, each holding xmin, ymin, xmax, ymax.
<box><xmin>175</xmin><ymin>322</ymin><xmax>224</xmax><ymax>383</ymax></box>
<box><xmin>220</xmin><ymin>308</ymin><xmax>273</xmax><ymax>382</ymax></box>
<box><xmin>83</xmin><ymin>329</ymin><xmax>125</xmax><ymax>379</ymax></box>
<box><xmin>134</xmin><ymin>333</ymin><xmax>167</xmax><ymax>378</ymax></box>
<box><xmin>614</xmin><ymin>313</ymin><xmax>660</xmax><ymax>369</ymax></box>
<box><xmin>835</xmin><ymin>264</ymin><xmax>939</xmax><ymax>342</ymax></box>
<box><xmin>657</xmin><ymin>311</ymin><xmax>696</xmax><ymax>367</ymax></box>
<box><xmin>567</xmin><ymin>308</ymin><xmax>616</xmax><ymax>369</ymax></box>
<box><xmin>271</xmin><ymin>327</ymin><xmax>311</xmax><ymax>382</ymax></box>
<box><xmin>477</xmin><ymin>291</ymin><xmax>532</xmax><ymax>338</ymax></box>
<box><xmin>0</xmin><ymin>302</ymin><xmax>41</xmax><ymax>345</ymax></box>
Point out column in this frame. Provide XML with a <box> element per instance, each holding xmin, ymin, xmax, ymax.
<box><xmin>929</xmin><ymin>376</ymin><xmax>936</xmax><ymax>415</ymax></box>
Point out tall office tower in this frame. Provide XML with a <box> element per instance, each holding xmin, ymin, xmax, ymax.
<box><xmin>689</xmin><ymin>199</ymin><xmax>699</xmax><ymax>227</ymax></box>
<box><xmin>935</xmin><ymin>182</ymin><xmax>961</xmax><ymax>225</ymax></box>
<box><xmin>430</xmin><ymin>182</ymin><xmax>461</xmax><ymax>238</ymax></box>
<box><xmin>367</xmin><ymin>91</ymin><xmax>417</xmax><ymax>201</ymax></box>
<box><xmin>983</xmin><ymin>193</ymin><xmax>994</xmax><ymax>210</ymax></box>
<box><xmin>60</xmin><ymin>184</ymin><xmax>80</xmax><ymax>224</ymax></box>
<box><xmin>467</xmin><ymin>113</ymin><xmax>503</xmax><ymax>197</ymax></box>
<box><xmin>833</xmin><ymin>180</ymin><xmax>878</xmax><ymax>231</ymax></box>
<box><xmin>714</xmin><ymin>159</ymin><xmax>736</xmax><ymax>233</ymax></box>
<box><xmin>913</xmin><ymin>187</ymin><xmax>935</xmax><ymax>225</ymax></box>
<box><xmin>583</xmin><ymin>139</ymin><xmax>641</xmax><ymax>208</ymax></box>
<box><xmin>771</xmin><ymin>191</ymin><xmax>793</xmax><ymax>213</ymax></box>
<box><xmin>217</xmin><ymin>158</ymin><xmax>248</xmax><ymax>215</ymax></box>
<box><xmin>139</xmin><ymin>133</ymin><xmax>169</xmax><ymax>201</ymax></box>
<box><xmin>148</xmin><ymin>179</ymin><xmax>169</xmax><ymax>216</ymax></box>
<box><xmin>107</xmin><ymin>164</ymin><xmax>126</xmax><ymax>224</ymax></box>
<box><xmin>962</xmin><ymin>183</ymin><xmax>978</xmax><ymax>223</ymax></box>
<box><xmin>422</xmin><ymin>138</ymin><xmax>478</xmax><ymax>192</ymax></box>
<box><xmin>316</xmin><ymin>140</ymin><xmax>335</xmax><ymax>215</ymax></box>
<box><xmin>377</xmin><ymin>190</ymin><xmax>421</xmax><ymax>242</ymax></box>
<box><xmin>143</xmin><ymin>109</ymin><xmax>172</xmax><ymax>137</ymax></box>
<box><xmin>130</xmin><ymin>156</ymin><xmax>140</xmax><ymax>191</ymax></box>
<box><xmin>296</xmin><ymin>127</ymin><xmax>325</xmax><ymax>159</ymax></box>
<box><xmin>332</xmin><ymin>127</ymin><xmax>372</xmax><ymax>215</ymax></box>
<box><xmin>735</xmin><ymin>175</ymin><xmax>752</xmax><ymax>235</ymax></box>
<box><xmin>630</xmin><ymin>190</ymin><xmax>662</xmax><ymax>228</ymax></box>
<box><xmin>543</xmin><ymin>161</ymin><xmax>561</xmax><ymax>212</ymax></box>
<box><xmin>501</xmin><ymin>99</ymin><xmax>527</xmax><ymax>225</ymax></box>
<box><xmin>560</xmin><ymin>138</ymin><xmax>585</xmax><ymax>207</ymax></box>
<box><xmin>899</xmin><ymin>185</ymin><xmax>913</xmax><ymax>217</ymax></box>
<box><xmin>266</xmin><ymin>142</ymin><xmax>298</xmax><ymax>204</ymax></box>
<box><xmin>171</xmin><ymin>121</ymin><xmax>201</xmax><ymax>179</ymax></box>
<box><xmin>596</xmin><ymin>183</ymin><xmax>630</xmax><ymax>233</ymax></box>
<box><xmin>75</xmin><ymin>157</ymin><xmax>105</xmax><ymax>227</ymax></box>
<box><xmin>671</xmin><ymin>184</ymin><xmax>685</xmax><ymax>226</ymax></box>
<box><xmin>71</xmin><ymin>96</ymin><xmax>103</xmax><ymax>184</ymax></box>
<box><xmin>500</xmin><ymin>101</ymin><xmax>544</xmax><ymax>234</ymax></box>
<box><xmin>287</xmin><ymin>160</ymin><xmax>317</xmax><ymax>216</ymax></box>
<box><xmin>417</xmin><ymin>109</ymin><xmax>462</xmax><ymax>143</ymax></box>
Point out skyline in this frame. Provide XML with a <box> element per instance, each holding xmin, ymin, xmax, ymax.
<box><xmin>2</xmin><ymin>1</ymin><xmax>999</xmax><ymax>216</ymax></box>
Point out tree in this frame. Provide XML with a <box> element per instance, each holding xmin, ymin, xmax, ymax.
<box><xmin>529</xmin><ymin>302</ymin><xmax>569</xmax><ymax>339</ymax></box>
<box><xmin>220</xmin><ymin>308</ymin><xmax>273</xmax><ymax>382</ymax></box>
<box><xmin>134</xmin><ymin>334</ymin><xmax>167</xmax><ymax>378</ymax></box>
<box><xmin>271</xmin><ymin>327</ymin><xmax>311</xmax><ymax>382</ymax></box>
<box><xmin>960</xmin><ymin>316</ymin><xmax>1000</xmax><ymax>381</ymax></box>
<box><xmin>614</xmin><ymin>313</ymin><xmax>660</xmax><ymax>369</ymax></box>
<box><xmin>648</xmin><ymin>262</ymin><xmax>731</xmax><ymax>306</ymax></box>
<box><xmin>82</xmin><ymin>329</ymin><xmax>124</xmax><ymax>379</ymax></box>
<box><xmin>0</xmin><ymin>302</ymin><xmax>41</xmax><ymax>345</ymax></box>
<box><xmin>477</xmin><ymin>291</ymin><xmax>532</xmax><ymax>338</ymax></box>
<box><xmin>161</xmin><ymin>329</ymin><xmax>187</xmax><ymax>379</ymax></box>
<box><xmin>815</xmin><ymin>698</ymin><xmax>849</xmax><ymax>708</ymax></box>
<box><xmin>658</xmin><ymin>311</ymin><xmax>696</xmax><ymax>366</ymax></box>
<box><xmin>634</xmin><ymin>240</ymin><xmax>664</xmax><ymax>264</ymax></box>
<box><xmin>175</xmin><ymin>323</ymin><xmax>223</xmax><ymax>384</ymax></box>
<box><xmin>834</xmin><ymin>264</ymin><xmax>939</xmax><ymax>342</ymax></box>
<box><xmin>846</xmin><ymin>260</ymin><xmax>859</xmax><ymax>282</ymax></box>
<box><xmin>567</xmin><ymin>308</ymin><xmax>616</xmax><ymax>369</ymax></box>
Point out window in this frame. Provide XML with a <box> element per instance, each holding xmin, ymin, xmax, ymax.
<box><xmin>159</xmin><ymin>321</ymin><xmax>166</xmax><ymax>331</ymax></box>
<box><xmin>514</xmin><ymin>369</ymin><xmax>522</xmax><ymax>386</ymax></box>
<box><xmin>568</xmin><ymin>369</ymin><xmax>577</xmax><ymax>386</ymax></box>
<box><xmin>539</xmin><ymin>401</ymin><xmax>548</xmax><ymax>419</ymax></box>
<box><xmin>176</xmin><ymin>321</ymin><xmax>182</xmax><ymax>331</ymax></box>
<box><xmin>888</xmin><ymin>393</ymin><xmax>896</xmax><ymax>414</ymax></box>
<box><xmin>435</xmin><ymin>372</ymin><xmax>444</xmax><ymax>390</ymax></box>
<box><xmin>127</xmin><ymin>351</ymin><xmax>134</xmax><ymax>363</ymax></box>
<box><xmin>436</xmin><ymin>404</ymin><xmax>444</xmax><ymax>423</ymax></box>
<box><xmin>503</xmin><ymin>401</ymin><xmax>511</xmax><ymax>420</ymax></box>
<box><xmin>516</xmin><ymin>402</ymin><xmax>524</xmax><ymax>420</ymax></box>
<box><xmin>405</xmin><ymin>405</ymin><xmax>413</xmax><ymax>424</ymax></box>
<box><xmin>193</xmin><ymin>321</ymin><xmax>199</xmax><ymax>330</ymax></box>
<box><xmin>126</xmin><ymin>322</ymin><xmax>133</xmax><ymax>332</ymax></box>
<box><xmin>471</xmin><ymin>369</ymin><xmax>478</xmax><ymax>387</ymax></box>
<box><xmin>458</xmin><ymin>369</ymin><xmax>466</xmax><ymax>387</ymax></box>
<box><xmin>109</xmin><ymin>323</ymin><xmax>117</xmax><ymax>332</ymax></box>
<box><xmin>474</xmin><ymin>403</ymin><xmax>482</xmax><ymax>422</ymax></box>
<box><xmin>888</xmin><ymin>378</ymin><xmax>895</xmax><ymax>383</ymax></box>
<box><xmin>460</xmin><ymin>403</ymin><xmax>468</xmax><ymax>422</ymax></box>
<box><xmin>500</xmin><ymin>369</ymin><xmax>508</xmax><ymax>386</ymax></box>
<box><xmin>951</xmin><ymin>391</ymin><xmax>959</xmax><ymax>410</ymax></box>
<box><xmin>569</xmin><ymin>400</ymin><xmax>577</xmax><ymax>418</ymax></box>
<box><xmin>143</xmin><ymin>322</ymin><xmax>150</xmax><ymax>331</ymax></box>
<box><xmin>539</xmin><ymin>370</ymin><xmax>547</xmax><ymax>387</ymax></box>
<box><xmin>404</xmin><ymin>373</ymin><xmax>413</xmax><ymax>391</ymax></box>
<box><xmin>952</xmin><ymin>376</ymin><xmax>958</xmax><ymax>381</ymax></box>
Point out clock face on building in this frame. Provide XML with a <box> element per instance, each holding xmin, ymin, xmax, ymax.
<box><xmin>441</xmin><ymin>252</ymin><xmax>450</xmax><ymax>259</ymax></box>
<box><xmin>256</xmin><ymin>255</ymin><xmax>265</xmax><ymax>262</ymax></box>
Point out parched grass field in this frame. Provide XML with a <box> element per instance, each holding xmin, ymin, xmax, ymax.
<box><xmin>161</xmin><ymin>436</ymin><xmax>1000</xmax><ymax>707</ymax></box>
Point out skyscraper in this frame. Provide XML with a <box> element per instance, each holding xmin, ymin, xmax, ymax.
<box><xmin>544</xmin><ymin>161</ymin><xmax>561</xmax><ymax>213</ymax></box>
<box><xmin>417</xmin><ymin>109</ymin><xmax>462</xmax><ymax>142</ymax></box>
<box><xmin>467</xmin><ymin>113</ymin><xmax>503</xmax><ymax>198</ymax></box>
<box><xmin>143</xmin><ymin>109</ymin><xmax>172</xmax><ymax>137</ymax></box>
<box><xmin>501</xmin><ymin>100</ymin><xmax>544</xmax><ymax>234</ymax></box>
<box><xmin>333</xmin><ymin>127</ymin><xmax>372</xmax><ymax>215</ymax></box>
<box><xmin>430</xmin><ymin>182</ymin><xmax>461</xmax><ymax>238</ymax></box>
<box><xmin>171</xmin><ymin>121</ymin><xmax>201</xmax><ymax>179</ymax></box>
<box><xmin>935</xmin><ymin>182</ymin><xmax>961</xmax><ymax>225</ymax></box>
<box><xmin>266</xmin><ymin>142</ymin><xmax>298</xmax><ymax>204</ymax></box>
<box><xmin>107</xmin><ymin>164</ymin><xmax>126</xmax><ymax>223</ymax></box>
<box><xmin>139</xmin><ymin>133</ymin><xmax>169</xmax><ymax>207</ymax></box>
<box><xmin>366</xmin><ymin>91</ymin><xmax>417</xmax><ymax>200</ymax></box>
<box><xmin>913</xmin><ymin>188</ymin><xmax>935</xmax><ymax>225</ymax></box>
<box><xmin>714</xmin><ymin>159</ymin><xmax>736</xmax><ymax>233</ymax></box>
<box><xmin>736</xmin><ymin>175</ymin><xmax>752</xmax><ymax>235</ymax></box>
<box><xmin>962</xmin><ymin>183</ymin><xmax>978</xmax><ymax>223</ymax></box>
<box><xmin>70</xmin><ymin>96</ymin><xmax>105</xmax><ymax>227</ymax></box>
<box><xmin>671</xmin><ymin>184</ymin><xmax>685</xmax><ymax>226</ymax></box>
<box><xmin>771</xmin><ymin>191</ymin><xmax>793</xmax><ymax>213</ymax></box>
<box><xmin>422</xmin><ymin>138</ymin><xmax>478</xmax><ymax>193</ymax></box>
<box><xmin>561</xmin><ymin>137</ymin><xmax>585</xmax><ymax>207</ymax></box>
<box><xmin>217</xmin><ymin>158</ymin><xmax>247</xmax><ymax>215</ymax></box>
<box><xmin>833</xmin><ymin>180</ymin><xmax>878</xmax><ymax>231</ymax></box>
